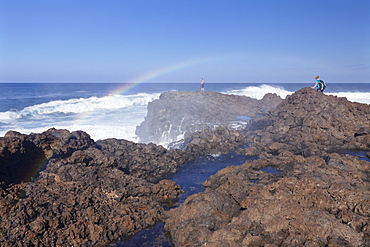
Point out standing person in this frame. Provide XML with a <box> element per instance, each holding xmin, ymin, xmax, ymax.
<box><xmin>200</xmin><ymin>78</ymin><xmax>204</xmax><ymax>92</ymax></box>
<box><xmin>312</xmin><ymin>75</ymin><xmax>325</xmax><ymax>92</ymax></box>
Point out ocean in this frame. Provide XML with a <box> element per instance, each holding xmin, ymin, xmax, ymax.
<box><xmin>1</xmin><ymin>82</ymin><xmax>369</xmax><ymax>146</ymax></box>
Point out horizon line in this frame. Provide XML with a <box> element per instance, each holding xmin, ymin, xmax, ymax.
<box><xmin>0</xmin><ymin>81</ymin><xmax>367</xmax><ymax>83</ymax></box>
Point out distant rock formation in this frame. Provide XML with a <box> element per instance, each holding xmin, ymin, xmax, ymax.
<box><xmin>136</xmin><ymin>91</ymin><xmax>283</xmax><ymax>144</ymax></box>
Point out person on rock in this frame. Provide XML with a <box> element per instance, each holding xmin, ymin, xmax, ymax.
<box><xmin>200</xmin><ymin>78</ymin><xmax>204</xmax><ymax>92</ymax></box>
<box><xmin>312</xmin><ymin>75</ymin><xmax>325</xmax><ymax>92</ymax></box>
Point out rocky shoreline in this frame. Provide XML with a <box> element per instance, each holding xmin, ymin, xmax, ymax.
<box><xmin>1</xmin><ymin>87</ymin><xmax>370</xmax><ymax>246</ymax></box>
<box><xmin>164</xmin><ymin>88</ymin><xmax>370</xmax><ymax>246</ymax></box>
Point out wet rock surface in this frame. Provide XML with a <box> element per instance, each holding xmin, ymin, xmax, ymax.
<box><xmin>136</xmin><ymin>90</ymin><xmax>283</xmax><ymax>144</ymax></box>
<box><xmin>171</xmin><ymin>127</ymin><xmax>250</xmax><ymax>157</ymax></box>
<box><xmin>164</xmin><ymin>88</ymin><xmax>370</xmax><ymax>246</ymax></box>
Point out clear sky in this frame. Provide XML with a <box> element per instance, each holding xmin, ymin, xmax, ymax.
<box><xmin>0</xmin><ymin>0</ymin><xmax>369</xmax><ymax>83</ymax></box>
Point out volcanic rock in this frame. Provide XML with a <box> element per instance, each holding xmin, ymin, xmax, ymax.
<box><xmin>165</xmin><ymin>151</ymin><xmax>370</xmax><ymax>246</ymax></box>
<box><xmin>242</xmin><ymin>87</ymin><xmax>370</xmax><ymax>157</ymax></box>
<box><xmin>136</xmin><ymin>91</ymin><xmax>283</xmax><ymax>144</ymax></box>
<box><xmin>0</xmin><ymin>128</ymin><xmax>191</xmax><ymax>246</ymax></box>
<box><xmin>164</xmin><ymin>88</ymin><xmax>370</xmax><ymax>246</ymax></box>
<box><xmin>170</xmin><ymin>127</ymin><xmax>250</xmax><ymax>157</ymax></box>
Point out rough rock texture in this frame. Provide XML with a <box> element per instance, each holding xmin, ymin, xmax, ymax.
<box><xmin>170</xmin><ymin>127</ymin><xmax>250</xmax><ymax>157</ymax></box>
<box><xmin>165</xmin><ymin>88</ymin><xmax>370</xmax><ymax>246</ymax></box>
<box><xmin>165</xmin><ymin>150</ymin><xmax>370</xmax><ymax>247</ymax></box>
<box><xmin>0</xmin><ymin>128</ymin><xmax>192</xmax><ymax>246</ymax></box>
<box><xmin>243</xmin><ymin>87</ymin><xmax>370</xmax><ymax>157</ymax></box>
<box><xmin>136</xmin><ymin>91</ymin><xmax>283</xmax><ymax>144</ymax></box>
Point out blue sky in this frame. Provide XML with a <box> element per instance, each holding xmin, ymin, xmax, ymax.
<box><xmin>0</xmin><ymin>0</ymin><xmax>369</xmax><ymax>83</ymax></box>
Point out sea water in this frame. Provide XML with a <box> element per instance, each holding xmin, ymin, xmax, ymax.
<box><xmin>0</xmin><ymin>82</ymin><xmax>369</xmax><ymax>145</ymax></box>
<box><xmin>115</xmin><ymin>152</ymin><xmax>257</xmax><ymax>246</ymax></box>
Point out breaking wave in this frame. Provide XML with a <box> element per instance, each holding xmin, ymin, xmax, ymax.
<box><xmin>225</xmin><ymin>84</ymin><xmax>293</xmax><ymax>100</ymax></box>
<box><xmin>0</xmin><ymin>93</ymin><xmax>160</xmax><ymax>122</ymax></box>
<box><xmin>331</xmin><ymin>92</ymin><xmax>370</xmax><ymax>104</ymax></box>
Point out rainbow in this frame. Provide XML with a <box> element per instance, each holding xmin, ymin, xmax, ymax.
<box><xmin>72</xmin><ymin>55</ymin><xmax>220</xmax><ymax>126</ymax></box>
<box><xmin>110</xmin><ymin>55</ymin><xmax>219</xmax><ymax>95</ymax></box>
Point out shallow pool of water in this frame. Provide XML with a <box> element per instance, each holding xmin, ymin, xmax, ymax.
<box><xmin>260</xmin><ymin>166</ymin><xmax>280</xmax><ymax>175</ymax></box>
<box><xmin>340</xmin><ymin>150</ymin><xmax>370</xmax><ymax>162</ymax></box>
<box><xmin>113</xmin><ymin>152</ymin><xmax>257</xmax><ymax>246</ymax></box>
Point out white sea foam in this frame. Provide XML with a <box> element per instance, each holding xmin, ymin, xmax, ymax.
<box><xmin>0</xmin><ymin>123</ymin><xmax>139</xmax><ymax>142</ymax></box>
<box><xmin>0</xmin><ymin>111</ymin><xmax>19</xmax><ymax>121</ymax></box>
<box><xmin>331</xmin><ymin>92</ymin><xmax>370</xmax><ymax>104</ymax></box>
<box><xmin>0</xmin><ymin>92</ymin><xmax>160</xmax><ymax>142</ymax></box>
<box><xmin>225</xmin><ymin>84</ymin><xmax>292</xmax><ymax>100</ymax></box>
<box><xmin>0</xmin><ymin>93</ymin><xmax>159</xmax><ymax>121</ymax></box>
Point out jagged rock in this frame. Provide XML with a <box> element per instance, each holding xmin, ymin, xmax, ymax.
<box><xmin>165</xmin><ymin>152</ymin><xmax>370</xmax><ymax>246</ymax></box>
<box><xmin>95</xmin><ymin>138</ymin><xmax>192</xmax><ymax>181</ymax></box>
<box><xmin>355</xmin><ymin>126</ymin><xmax>370</xmax><ymax>137</ymax></box>
<box><xmin>0</xmin><ymin>132</ymin><xmax>45</xmax><ymax>185</ymax></box>
<box><xmin>136</xmin><ymin>91</ymin><xmax>282</xmax><ymax>144</ymax></box>
<box><xmin>0</xmin><ymin>128</ymin><xmax>190</xmax><ymax>246</ymax></box>
<box><xmin>243</xmin><ymin>87</ymin><xmax>370</xmax><ymax>157</ymax></box>
<box><xmin>171</xmin><ymin>127</ymin><xmax>250</xmax><ymax>157</ymax></box>
<box><xmin>164</xmin><ymin>87</ymin><xmax>370</xmax><ymax>246</ymax></box>
<box><xmin>165</xmin><ymin>191</ymin><xmax>241</xmax><ymax>246</ymax></box>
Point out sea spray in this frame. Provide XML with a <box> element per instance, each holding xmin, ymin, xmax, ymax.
<box><xmin>0</xmin><ymin>92</ymin><xmax>160</xmax><ymax>141</ymax></box>
<box><xmin>225</xmin><ymin>84</ymin><xmax>292</xmax><ymax>100</ymax></box>
<box><xmin>1</xmin><ymin>83</ymin><xmax>370</xmax><ymax>142</ymax></box>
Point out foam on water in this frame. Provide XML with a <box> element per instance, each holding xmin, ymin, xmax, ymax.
<box><xmin>1</xmin><ymin>83</ymin><xmax>370</xmax><ymax>143</ymax></box>
<box><xmin>0</xmin><ymin>93</ymin><xmax>158</xmax><ymax>120</ymax></box>
<box><xmin>0</xmin><ymin>92</ymin><xmax>160</xmax><ymax>141</ymax></box>
<box><xmin>225</xmin><ymin>84</ymin><xmax>292</xmax><ymax>100</ymax></box>
<box><xmin>331</xmin><ymin>92</ymin><xmax>370</xmax><ymax>104</ymax></box>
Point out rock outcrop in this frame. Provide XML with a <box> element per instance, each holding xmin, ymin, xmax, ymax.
<box><xmin>170</xmin><ymin>127</ymin><xmax>250</xmax><ymax>157</ymax></box>
<box><xmin>243</xmin><ymin>87</ymin><xmax>370</xmax><ymax>157</ymax></box>
<box><xmin>164</xmin><ymin>88</ymin><xmax>370</xmax><ymax>246</ymax></box>
<box><xmin>0</xmin><ymin>128</ymin><xmax>192</xmax><ymax>246</ymax></box>
<box><xmin>136</xmin><ymin>91</ymin><xmax>283</xmax><ymax>144</ymax></box>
